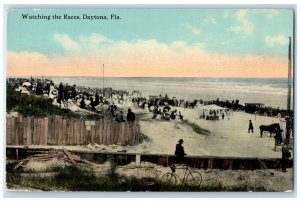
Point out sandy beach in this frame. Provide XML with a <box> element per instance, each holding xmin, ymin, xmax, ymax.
<box><xmin>15</xmin><ymin>106</ymin><xmax>284</xmax><ymax>159</ymax></box>
<box><xmin>129</xmin><ymin>107</ymin><xmax>283</xmax><ymax>158</ymax></box>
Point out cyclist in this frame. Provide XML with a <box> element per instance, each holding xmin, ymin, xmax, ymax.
<box><xmin>175</xmin><ymin>139</ymin><xmax>187</xmax><ymax>164</ymax></box>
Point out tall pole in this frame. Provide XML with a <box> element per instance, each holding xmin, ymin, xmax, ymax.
<box><xmin>287</xmin><ymin>37</ymin><xmax>292</xmax><ymax>112</ymax></box>
<box><xmin>102</xmin><ymin>64</ymin><xmax>104</xmax><ymax>98</ymax></box>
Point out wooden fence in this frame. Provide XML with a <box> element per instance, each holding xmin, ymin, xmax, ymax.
<box><xmin>6</xmin><ymin>147</ymin><xmax>292</xmax><ymax>170</ymax></box>
<box><xmin>6</xmin><ymin>116</ymin><xmax>140</xmax><ymax>146</ymax></box>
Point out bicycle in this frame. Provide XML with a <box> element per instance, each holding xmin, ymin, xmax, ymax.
<box><xmin>161</xmin><ymin>164</ymin><xmax>202</xmax><ymax>187</ymax></box>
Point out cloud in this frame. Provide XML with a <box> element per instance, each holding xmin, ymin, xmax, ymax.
<box><xmin>202</xmin><ymin>17</ymin><xmax>216</xmax><ymax>24</ymax></box>
<box><xmin>265</xmin><ymin>9</ymin><xmax>280</xmax><ymax>19</ymax></box>
<box><xmin>229</xmin><ymin>10</ymin><xmax>254</xmax><ymax>36</ymax></box>
<box><xmin>265</xmin><ymin>34</ymin><xmax>289</xmax><ymax>47</ymax></box>
<box><xmin>185</xmin><ymin>23</ymin><xmax>201</xmax><ymax>36</ymax></box>
<box><xmin>53</xmin><ymin>33</ymin><xmax>82</xmax><ymax>52</ymax></box>
<box><xmin>7</xmin><ymin>33</ymin><xmax>288</xmax><ymax>78</ymax></box>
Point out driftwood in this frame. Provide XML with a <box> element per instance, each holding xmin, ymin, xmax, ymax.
<box><xmin>13</xmin><ymin>158</ymin><xmax>30</xmax><ymax>170</ymax></box>
<box><xmin>62</xmin><ymin>149</ymin><xmax>80</xmax><ymax>169</ymax></box>
<box><xmin>257</xmin><ymin>159</ymin><xmax>274</xmax><ymax>176</ymax></box>
<box><xmin>12</xmin><ymin>149</ymin><xmax>95</xmax><ymax>171</ymax></box>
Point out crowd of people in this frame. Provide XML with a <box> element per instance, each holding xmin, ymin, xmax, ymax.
<box><xmin>7</xmin><ymin>77</ymin><xmax>137</xmax><ymax>123</ymax></box>
<box><xmin>8</xmin><ymin>77</ymin><xmax>293</xmax><ymax>123</ymax></box>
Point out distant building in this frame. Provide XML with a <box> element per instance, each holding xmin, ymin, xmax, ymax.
<box><xmin>244</xmin><ymin>103</ymin><xmax>264</xmax><ymax>113</ymax></box>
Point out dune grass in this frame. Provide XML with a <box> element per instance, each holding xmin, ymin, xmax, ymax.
<box><xmin>6</xmin><ymin>85</ymin><xmax>81</xmax><ymax>119</ymax></box>
<box><xmin>6</xmin><ymin>163</ymin><xmax>258</xmax><ymax>192</ymax></box>
<box><xmin>181</xmin><ymin>120</ymin><xmax>211</xmax><ymax>136</ymax></box>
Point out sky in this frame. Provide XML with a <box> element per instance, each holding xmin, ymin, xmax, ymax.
<box><xmin>6</xmin><ymin>8</ymin><xmax>294</xmax><ymax>77</ymax></box>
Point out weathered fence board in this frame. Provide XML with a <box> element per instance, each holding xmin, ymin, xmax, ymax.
<box><xmin>62</xmin><ymin>119</ymin><xmax>66</xmax><ymax>145</ymax></box>
<box><xmin>6</xmin><ymin>117</ymin><xmax>11</xmax><ymax>145</ymax></box>
<box><xmin>47</xmin><ymin>116</ymin><xmax>55</xmax><ymax>145</ymax></box>
<box><xmin>6</xmin><ymin>116</ymin><xmax>140</xmax><ymax>146</ymax></box>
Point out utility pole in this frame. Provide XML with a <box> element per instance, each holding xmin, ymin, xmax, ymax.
<box><xmin>285</xmin><ymin>37</ymin><xmax>292</xmax><ymax>144</ymax></box>
<box><xmin>287</xmin><ymin>37</ymin><xmax>292</xmax><ymax>113</ymax></box>
<box><xmin>102</xmin><ymin>64</ymin><xmax>104</xmax><ymax>98</ymax></box>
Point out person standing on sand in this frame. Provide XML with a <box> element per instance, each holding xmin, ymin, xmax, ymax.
<box><xmin>281</xmin><ymin>141</ymin><xmax>291</xmax><ymax>172</ymax></box>
<box><xmin>126</xmin><ymin>108</ymin><xmax>136</xmax><ymax>122</ymax></box>
<box><xmin>248</xmin><ymin>120</ymin><xmax>254</xmax><ymax>133</ymax></box>
<box><xmin>175</xmin><ymin>139</ymin><xmax>187</xmax><ymax>164</ymax></box>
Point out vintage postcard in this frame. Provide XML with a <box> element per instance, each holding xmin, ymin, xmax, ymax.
<box><xmin>5</xmin><ymin>7</ymin><xmax>294</xmax><ymax>192</ymax></box>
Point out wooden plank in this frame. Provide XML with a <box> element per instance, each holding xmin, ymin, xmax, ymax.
<box><xmin>78</xmin><ymin>120</ymin><xmax>82</xmax><ymax>144</ymax></box>
<box><xmin>16</xmin><ymin>116</ymin><xmax>23</xmax><ymax>145</ymax></box>
<box><xmin>126</xmin><ymin>122</ymin><xmax>131</xmax><ymax>145</ymax></box>
<box><xmin>10</xmin><ymin>117</ymin><xmax>15</xmax><ymax>145</ymax></box>
<box><xmin>47</xmin><ymin>116</ymin><xmax>54</xmax><ymax>145</ymax></box>
<box><xmin>39</xmin><ymin>118</ymin><xmax>43</xmax><ymax>144</ymax></box>
<box><xmin>66</xmin><ymin>119</ymin><xmax>70</xmax><ymax>145</ymax></box>
<box><xmin>26</xmin><ymin>117</ymin><xmax>32</xmax><ymax>146</ymax></box>
<box><xmin>54</xmin><ymin>116</ymin><xmax>59</xmax><ymax>145</ymax></box>
<box><xmin>33</xmin><ymin>118</ymin><xmax>37</xmax><ymax>145</ymax></box>
<box><xmin>71</xmin><ymin>119</ymin><xmax>75</xmax><ymax>145</ymax></box>
<box><xmin>107</xmin><ymin>120</ymin><xmax>112</xmax><ymax>145</ymax></box>
<box><xmin>121</xmin><ymin>122</ymin><xmax>126</xmax><ymax>145</ymax></box>
<box><xmin>99</xmin><ymin>120</ymin><xmax>104</xmax><ymax>144</ymax></box>
<box><xmin>136</xmin><ymin>123</ymin><xmax>141</xmax><ymax>144</ymax></box>
<box><xmin>6</xmin><ymin>117</ymin><xmax>11</xmax><ymax>145</ymax></box>
<box><xmin>15</xmin><ymin>116</ymin><xmax>19</xmax><ymax>145</ymax></box>
<box><xmin>22</xmin><ymin>117</ymin><xmax>27</xmax><ymax>146</ymax></box>
<box><xmin>59</xmin><ymin>116</ymin><xmax>64</xmax><ymax>145</ymax></box>
<box><xmin>95</xmin><ymin>121</ymin><xmax>100</xmax><ymax>144</ymax></box>
<box><xmin>116</xmin><ymin>122</ymin><xmax>121</xmax><ymax>144</ymax></box>
<box><xmin>131</xmin><ymin>123</ymin><xmax>136</xmax><ymax>145</ymax></box>
<box><xmin>47</xmin><ymin>116</ymin><xmax>51</xmax><ymax>144</ymax></box>
<box><xmin>79</xmin><ymin>120</ymin><xmax>84</xmax><ymax>145</ymax></box>
<box><xmin>91</xmin><ymin>123</ymin><xmax>95</xmax><ymax>145</ymax></box>
<box><xmin>37</xmin><ymin>118</ymin><xmax>41</xmax><ymax>145</ymax></box>
<box><xmin>39</xmin><ymin>118</ymin><xmax>43</xmax><ymax>145</ymax></box>
<box><xmin>104</xmin><ymin>119</ymin><xmax>109</xmax><ymax>145</ymax></box>
<box><xmin>37</xmin><ymin>119</ymin><xmax>41</xmax><ymax>145</ymax></box>
<box><xmin>71</xmin><ymin>119</ymin><xmax>74</xmax><ymax>145</ymax></box>
<box><xmin>66</xmin><ymin>119</ymin><xmax>71</xmax><ymax>145</ymax></box>
<box><xmin>73</xmin><ymin>120</ymin><xmax>78</xmax><ymax>145</ymax></box>
<box><xmin>62</xmin><ymin>119</ymin><xmax>67</xmax><ymax>145</ymax></box>
<box><xmin>43</xmin><ymin>118</ymin><xmax>48</xmax><ymax>145</ymax></box>
<box><xmin>111</xmin><ymin>121</ymin><xmax>116</xmax><ymax>144</ymax></box>
<box><xmin>101</xmin><ymin>119</ymin><xmax>105</xmax><ymax>145</ymax></box>
<box><xmin>51</xmin><ymin>116</ymin><xmax>56</xmax><ymax>145</ymax></box>
<box><xmin>63</xmin><ymin>149</ymin><xmax>79</xmax><ymax>169</ymax></box>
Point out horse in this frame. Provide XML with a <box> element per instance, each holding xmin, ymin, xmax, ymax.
<box><xmin>259</xmin><ymin>123</ymin><xmax>280</xmax><ymax>138</ymax></box>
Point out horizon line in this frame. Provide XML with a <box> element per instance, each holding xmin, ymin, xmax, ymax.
<box><xmin>6</xmin><ymin>75</ymin><xmax>290</xmax><ymax>79</ymax></box>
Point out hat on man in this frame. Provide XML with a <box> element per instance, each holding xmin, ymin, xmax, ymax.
<box><xmin>178</xmin><ymin>139</ymin><xmax>184</xmax><ymax>143</ymax></box>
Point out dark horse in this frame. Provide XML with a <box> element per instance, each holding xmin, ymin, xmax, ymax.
<box><xmin>259</xmin><ymin>123</ymin><xmax>280</xmax><ymax>138</ymax></box>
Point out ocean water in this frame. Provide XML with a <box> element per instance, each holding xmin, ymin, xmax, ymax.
<box><xmin>45</xmin><ymin>77</ymin><xmax>293</xmax><ymax>109</ymax></box>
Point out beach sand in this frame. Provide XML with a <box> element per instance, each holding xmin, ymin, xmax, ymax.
<box><xmin>15</xmin><ymin>106</ymin><xmax>284</xmax><ymax>158</ymax></box>
<box><xmin>133</xmin><ymin>107</ymin><xmax>282</xmax><ymax>158</ymax></box>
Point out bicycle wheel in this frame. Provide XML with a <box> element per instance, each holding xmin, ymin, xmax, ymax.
<box><xmin>186</xmin><ymin>171</ymin><xmax>202</xmax><ymax>187</ymax></box>
<box><xmin>161</xmin><ymin>173</ymin><xmax>177</xmax><ymax>186</ymax></box>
